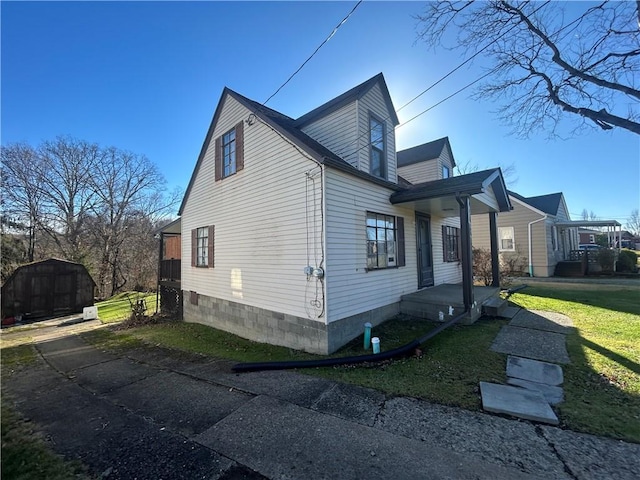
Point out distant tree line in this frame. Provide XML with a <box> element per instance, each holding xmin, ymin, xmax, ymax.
<box><xmin>1</xmin><ymin>136</ymin><xmax>181</xmax><ymax>298</ymax></box>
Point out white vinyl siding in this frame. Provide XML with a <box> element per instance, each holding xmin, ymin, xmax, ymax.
<box><xmin>471</xmin><ymin>197</ymin><xmax>548</xmax><ymax>276</ymax></box>
<box><xmin>397</xmin><ymin>144</ymin><xmax>454</xmax><ymax>185</ymax></box>
<box><xmin>357</xmin><ymin>84</ymin><xmax>397</xmax><ymax>183</ymax></box>
<box><xmin>324</xmin><ymin>169</ymin><xmax>414</xmax><ymax>322</ymax></box>
<box><xmin>431</xmin><ymin>216</ymin><xmax>463</xmax><ymax>285</ymax></box>
<box><xmin>397</xmin><ymin>160</ymin><xmax>439</xmax><ymax>185</ymax></box>
<box><xmin>181</xmin><ymin>95</ymin><xmax>323</xmax><ymax>321</ymax></box>
<box><xmin>300</xmin><ymin>102</ymin><xmax>358</xmax><ymax>168</ymax></box>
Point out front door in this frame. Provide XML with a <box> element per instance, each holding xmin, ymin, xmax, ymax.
<box><xmin>416</xmin><ymin>213</ymin><xmax>434</xmax><ymax>288</ymax></box>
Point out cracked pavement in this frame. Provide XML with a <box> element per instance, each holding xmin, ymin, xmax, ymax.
<box><xmin>2</xmin><ymin>333</ymin><xmax>639</xmax><ymax>479</ymax></box>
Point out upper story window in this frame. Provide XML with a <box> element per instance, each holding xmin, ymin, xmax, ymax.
<box><xmin>369</xmin><ymin>115</ymin><xmax>386</xmax><ymax>179</ymax></box>
<box><xmin>222</xmin><ymin>129</ymin><xmax>236</xmax><ymax>177</ymax></box>
<box><xmin>215</xmin><ymin>121</ymin><xmax>244</xmax><ymax>181</ymax></box>
<box><xmin>442</xmin><ymin>165</ymin><xmax>450</xmax><ymax>179</ymax></box>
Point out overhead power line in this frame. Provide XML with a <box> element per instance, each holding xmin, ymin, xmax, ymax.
<box><xmin>337</xmin><ymin>1</ymin><xmax>550</xmax><ymax>160</ymax></box>
<box><xmin>263</xmin><ymin>1</ymin><xmax>363</xmax><ymax>106</ymax></box>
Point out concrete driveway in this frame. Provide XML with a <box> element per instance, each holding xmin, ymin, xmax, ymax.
<box><xmin>2</xmin><ymin>328</ymin><xmax>639</xmax><ymax>480</ymax></box>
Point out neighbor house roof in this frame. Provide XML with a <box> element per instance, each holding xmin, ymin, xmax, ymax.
<box><xmin>508</xmin><ymin>190</ymin><xmax>563</xmax><ymax>216</ymax></box>
<box><xmin>294</xmin><ymin>73</ymin><xmax>399</xmax><ymax>127</ymax></box>
<box><xmin>396</xmin><ymin>137</ymin><xmax>456</xmax><ymax>168</ymax></box>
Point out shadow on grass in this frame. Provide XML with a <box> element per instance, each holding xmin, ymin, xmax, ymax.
<box><xmin>516</xmin><ymin>285</ymin><xmax>640</xmax><ymax>315</ymax></box>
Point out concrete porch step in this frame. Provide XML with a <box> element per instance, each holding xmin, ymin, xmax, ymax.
<box><xmin>482</xmin><ymin>296</ymin><xmax>507</xmax><ymax>317</ymax></box>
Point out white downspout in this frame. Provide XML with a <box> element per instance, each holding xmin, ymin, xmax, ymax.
<box><xmin>528</xmin><ymin>215</ymin><xmax>547</xmax><ymax>277</ymax></box>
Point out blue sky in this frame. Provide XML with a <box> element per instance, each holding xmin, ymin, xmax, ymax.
<box><xmin>2</xmin><ymin>1</ymin><xmax>639</xmax><ymax>226</ymax></box>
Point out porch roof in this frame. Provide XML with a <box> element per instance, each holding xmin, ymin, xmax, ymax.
<box><xmin>555</xmin><ymin>220</ymin><xmax>621</xmax><ymax>228</ymax></box>
<box><xmin>389</xmin><ymin>168</ymin><xmax>512</xmax><ymax>217</ymax></box>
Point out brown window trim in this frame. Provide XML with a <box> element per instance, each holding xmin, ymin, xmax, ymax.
<box><xmin>215</xmin><ymin>121</ymin><xmax>244</xmax><ymax>181</ymax></box>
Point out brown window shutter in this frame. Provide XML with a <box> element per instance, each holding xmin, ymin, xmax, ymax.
<box><xmin>397</xmin><ymin>216</ymin><xmax>405</xmax><ymax>267</ymax></box>
<box><xmin>208</xmin><ymin>225</ymin><xmax>215</xmax><ymax>268</ymax></box>
<box><xmin>442</xmin><ymin>225</ymin><xmax>447</xmax><ymax>262</ymax></box>
<box><xmin>191</xmin><ymin>229</ymin><xmax>196</xmax><ymax>267</ymax></box>
<box><xmin>215</xmin><ymin>137</ymin><xmax>222</xmax><ymax>181</ymax></box>
<box><xmin>235</xmin><ymin>121</ymin><xmax>244</xmax><ymax>172</ymax></box>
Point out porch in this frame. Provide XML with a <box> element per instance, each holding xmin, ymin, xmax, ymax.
<box><xmin>400</xmin><ymin>284</ymin><xmax>501</xmax><ymax>325</ymax></box>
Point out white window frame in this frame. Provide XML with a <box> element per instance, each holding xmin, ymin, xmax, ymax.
<box><xmin>442</xmin><ymin>165</ymin><xmax>450</xmax><ymax>179</ymax></box>
<box><xmin>222</xmin><ymin>128</ymin><xmax>237</xmax><ymax>178</ymax></box>
<box><xmin>196</xmin><ymin>227</ymin><xmax>209</xmax><ymax>267</ymax></box>
<box><xmin>498</xmin><ymin>226</ymin><xmax>515</xmax><ymax>252</ymax></box>
<box><xmin>369</xmin><ymin>114</ymin><xmax>386</xmax><ymax>179</ymax></box>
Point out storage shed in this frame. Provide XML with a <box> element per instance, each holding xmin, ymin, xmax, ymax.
<box><xmin>1</xmin><ymin>258</ymin><xmax>96</xmax><ymax>320</ymax></box>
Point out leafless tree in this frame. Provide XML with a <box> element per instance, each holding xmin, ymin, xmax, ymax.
<box><xmin>35</xmin><ymin>136</ymin><xmax>101</xmax><ymax>262</ymax></box>
<box><xmin>88</xmin><ymin>147</ymin><xmax>171</xmax><ymax>297</ymax></box>
<box><xmin>1</xmin><ymin>143</ymin><xmax>44</xmax><ymax>262</ymax></box>
<box><xmin>415</xmin><ymin>1</ymin><xmax>640</xmax><ymax>137</ymax></box>
<box><xmin>627</xmin><ymin>208</ymin><xmax>640</xmax><ymax>236</ymax></box>
<box><xmin>455</xmin><ymin>159</ymin><xmax>518</xmax><ymax>187</ymax></box>
<box><xmin>581</xmin><ymin>208</ymin><xmax>598</xmax><ymax>221</ymax></box>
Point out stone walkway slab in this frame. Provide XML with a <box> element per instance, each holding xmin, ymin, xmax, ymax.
<box><xmin>506</xmin><ymin>356</ymin><xmax>564</xmax><ymax>386</ymax></box>
<box><xmin>500</xmin><ymin>306</ymin><xmax>521</xmax><ymax>319</ymax></box>
<box><xmin>491</xmin><ymin>325</ymin><xmax>570</xmax><ymax>363</ymax></box>
<box><xmin>507</xmin><ymin>378</ymin><xmax>564</xmax><ymax>405</ymax></box>
<box><xmin>196</xmin><ymin>395</ymin><xmax>539</xmax><ymax>479</ymax></box>
<box><xmin>510</xmin><ymin>310</ymin><xmax>574</xmax><ymax>334</ymax></box>
<box><xmin>480</xmin><ymin>382</ymin><xmax>559</xmax><ymax>425</ymax></box>
<box><xmin>36</xmin><ymin>335</ymin><xmax>115</xmax><ymax>372</ymax></box>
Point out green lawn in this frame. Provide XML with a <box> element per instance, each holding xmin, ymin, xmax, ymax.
<box><xmin>509</xmin><ymin>285</ymin><xmax>640</xmax><ymax>442</ymax></box>
<box><xmin>96</xmin><ymin>292</ymin><xmax>157</xmax><ymax>323</ymax></box>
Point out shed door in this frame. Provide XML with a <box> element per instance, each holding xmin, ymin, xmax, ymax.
<box><xmin>28</xmin><ymin>274</ymin><xmax>54</xmax><ymax>317</ymax></box>
<box><xmin>416</xmin><ymin>213</ymin><xmax>434</xmax><ymax>288</ymax></box>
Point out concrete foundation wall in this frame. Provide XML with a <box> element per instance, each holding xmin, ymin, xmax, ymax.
<box><xmin>183</xmin><ymin>292</ymin><xmax>399</xmax><ymax>355</ymax></box>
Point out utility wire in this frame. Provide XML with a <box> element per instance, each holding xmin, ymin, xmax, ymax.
<box><xmin>263</xmin><ymin>0</ymin><xmax>363</xmax><ymax>106</ymax></box>
<box><xmin>337</xmin><ymin>0</ymin><xmax>550</xmax><ymax>160</ymax></box>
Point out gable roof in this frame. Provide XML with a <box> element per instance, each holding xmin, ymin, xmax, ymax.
<box><xmin>508</xmin><ymin>190</ymin><xmax>563</xmax><ymax>216</ymax></box>
<box><xmin>294</xmin><ymin>73</ymin><xmax>399</xmax><ymax>127</ymax></box>
<box><xmin>396</xmin><ymin>137</ymin><xmax>456</xmax><ymax>168</ymax></box>
<box><xmin>178</xmin><ymin>83</ymin><xmax>402</xmax><ymax>215</ymax></box>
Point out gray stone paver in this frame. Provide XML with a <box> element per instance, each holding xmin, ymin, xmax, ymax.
<box><xmin>480</xmin><ymin>382</ymin><xmax>559</xmax><ymax>425</ymax></box>
<box><xmin>506</xmin><ymin>356</ymin><xmax>564</xmax><ymax>386</ymax></box>
<box><xmin>491</xmin><ymin>325</ymin><xmax>570</xmax><ymax>363</ymax></box>
<box><xmin>507</xmin><ymin>378</ymin><xmax>564</xmax><ymax>405</ymax></box>
<box><xmin>510</xmin><ymin>309</ymin><xmax>574</xmax><ymax>334</ymax></box>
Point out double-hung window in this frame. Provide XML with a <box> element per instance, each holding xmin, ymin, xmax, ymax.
<box><xmin>442</xmin><ymin>225</ymin><xmax>460</xmax><ymax>262</ymax></box>
<box><xmin>222</xmin><ymin>129</ymin><xmax>236</xmax><ymax>177</ymax></box>
<box><xmin>192</xmin><ymin>226</ymin><xmax>214</xmax><ymax>268</ymax></box>
<box><xmin>498</xmin><ymin>226</ymin><xmax>515</xmax><ymax>251</ymax></box>
<box><xmin>366</xmin><ymin>212</ymin><xmax>405</xmax><ymax>269</ymax></box>
<box><xmin>369</xmin><ymin>115</ymin><xmax>386</xmax><ymax>179</ymax></box>
<box><xmin>215</xmin><ymin>121</ymin><xmax>244</xmax><ymax>181</ymax></box>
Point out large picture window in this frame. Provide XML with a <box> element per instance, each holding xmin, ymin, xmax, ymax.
<box><xmin>442</xmin><ymin>225</ymin><xmax>460</xmax><ymax>262</ymax></box>
<box><xmin>366</xmin><ymin>212</ymin><xmax>398</xmax><ymax>269</ymax></box>
<box><xmin>498</xmin><ymin>226</ymin><xmax>515</xmax><ymax>251</ymax></box>
<box><xmin>369</xmin><ymin>115</ymin><xmax>386</xmax><ymax>179</ymax></box>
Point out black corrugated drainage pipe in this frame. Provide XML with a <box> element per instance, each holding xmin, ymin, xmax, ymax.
<box><xmin>502</xmin><ymin>284</ymin><xmax>528</xmax><ymax>298</ymax></box>
<box><xmin>231</xmin><ymin>309</ymin><xmax>468</xmax><ymax>373</ymax></box>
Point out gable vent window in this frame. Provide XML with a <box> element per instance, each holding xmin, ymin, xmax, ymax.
<box><xmin>215</xmin><ymin>121</ymin><xmax>244</xmax><ymax>181</ymax></box>
<box><xmin>369</xmin><ymin>115</ymin><xmax>386</xmax><ymax>179</ymax></box>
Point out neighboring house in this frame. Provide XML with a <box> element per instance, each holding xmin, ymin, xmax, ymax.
<box><xmin>172</xmin><ymin>73</ymin><xmax>511</xmax><ymax>354</ymax></box>
<box><xmin>472</xmin><ymin>191</ymin><xmax>577</xmax><ymax>277</ymax></box>
<box><xmin>578</xmin><ymin>228</ymin><xmax>601</xmax><ymax>245</ymax></box>
<box><xmin>1</xmin><ymin>258</ymin><xmax>96</xmax><ymax>320</ymax></box>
